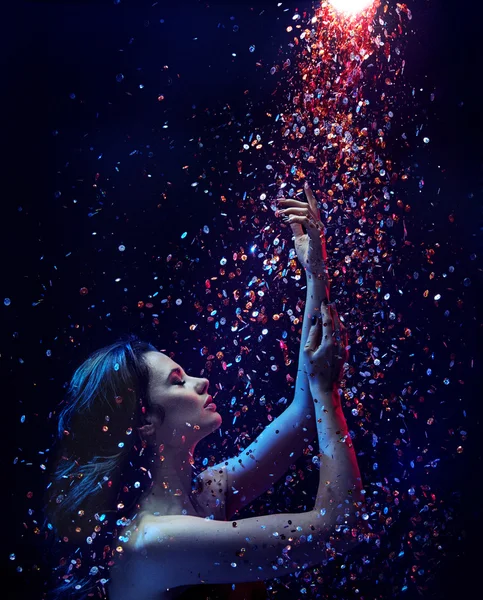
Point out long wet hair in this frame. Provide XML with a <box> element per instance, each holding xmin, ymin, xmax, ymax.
<box><xmin>42</xmin><ymin>334</ymin><xmax>163</xmax><ymax>599</ymax></box>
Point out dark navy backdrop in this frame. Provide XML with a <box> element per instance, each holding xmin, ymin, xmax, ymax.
<box><xmin>2</xmin><ymin>1</ymin><xmax>481</xmax><ymax>599</ymax></box>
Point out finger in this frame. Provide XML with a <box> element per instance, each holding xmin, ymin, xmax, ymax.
<box><xmin>277</xmin><ymin>199</ymin><xmax>310</xmax><ymax>209</ymax></box>
<box><xmin>286</xmin><ymin>215</ymin><xmax>313</xmax><ymax>229</ymax></box>
<box><xmin>280</xmin><ymin>207</ymin><xmax>312</xmax><ymax>217</ymax></box>
<box><xmin>304</xmin><ymin>316</ymin><xmax>322</xmax><ymax>354</ymax></box>
<box><xmin>304</xmin><ymin>182</ymin><xmax>318</xmax><ymax>215</ymax></box>
<box><xmin>331</xmin><ymin>304</ymin><xmax>347</xmax><ymax>330</ymax></box>
<box><xmin>283</xmin><ymin>209</ymin><xmax>322</xmax><ymax>240</ymax></box>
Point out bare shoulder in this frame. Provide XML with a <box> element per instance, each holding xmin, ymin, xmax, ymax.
<box><xmin>128</xmin><ymin>509</ymin><xmax>337</xmax><ymax>589</ymax></box>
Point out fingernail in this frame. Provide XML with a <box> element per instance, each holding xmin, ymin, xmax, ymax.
<box><xmin>304</xmin><ymin>181</ymin><xmax>309</xmax><ymax>188</ymax></box>
<box><xmin>311</xmin><ymin>315</ymin><xmax>317</xmax><ymax>326</ymax></box>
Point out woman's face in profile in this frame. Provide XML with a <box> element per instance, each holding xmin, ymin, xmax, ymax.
<box><xmin>143</xmin><ymin>351</ymin><xmax>222</xmax><ymax>440</ymax></box>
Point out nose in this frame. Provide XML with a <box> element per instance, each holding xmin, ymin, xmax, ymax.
<box><xmin>197</xmin><ymin>378</ymin><xmax>209</xmax><ymax>395</ymax></box>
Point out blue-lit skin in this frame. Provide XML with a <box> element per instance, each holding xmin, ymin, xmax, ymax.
<box><xmin>137</xmin><ymin>352</ymin><xmax>221</xmax><ymax>517</ymax></box>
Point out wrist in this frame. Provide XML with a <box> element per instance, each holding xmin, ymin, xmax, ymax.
<box><xmin>305</xmin><ymin>371</ymin><xmax>339</xmax><ymax>392</ymax></box>
<box><xmin>309</xmin><ymin>380</ymin><xmax>341</xmax><ymax>402</ymax></box>
<box><xmin>306</xmin><ymin>273</ymin><xmax>328</xmax><ymax>287</ymax></box>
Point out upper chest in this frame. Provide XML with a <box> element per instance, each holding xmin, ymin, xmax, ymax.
<box><xmin>109</xmin><ymin>467</ymin><xmax>229</xmax><ymax>599</ymax></box>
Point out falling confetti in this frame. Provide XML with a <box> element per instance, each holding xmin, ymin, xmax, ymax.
<box><xmin>6</xmin><ymin>2</ymin><xmax>478</xmax><ymax>600</ymax></box>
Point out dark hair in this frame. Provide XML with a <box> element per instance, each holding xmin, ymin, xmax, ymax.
<box><xmin>42</xmin><ymin>334</ymin><xmax>162</xmax><ymax>599</ymax></box>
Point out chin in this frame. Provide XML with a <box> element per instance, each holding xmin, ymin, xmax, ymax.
<box><xmin>211</xmin><ymin>413</ymin><xmax>222</xmax><ymax>430</ymax></box>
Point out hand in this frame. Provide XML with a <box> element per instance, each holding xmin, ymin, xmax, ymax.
<box><xmin>303</xmin><ymin>301</ymin><xmax>349</xmax><ymax>392</ymax></box>
<box><xmin>277</xmin><ymin>182</ymin><xmax>328</xmax><ymax>281</ymax></box>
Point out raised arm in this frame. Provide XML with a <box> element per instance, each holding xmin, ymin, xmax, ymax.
<box><xmin>211</xmin><ymin>184</ymin><xmax>330</xmax><ymax>518</ymax></box>
<box><xmin>127</xmin><ymin>303</ymin><xmax>364</xmax><ymax>593</ymax></box>
<box><xmin>278</xmin><ymin>182</ymin><xmax>329</xmax><ymax>418</ymax></box>
<box><xmin>303</xmin><ymin>301</ymin><xmax>364</xmax><ymax>526</ymax></box>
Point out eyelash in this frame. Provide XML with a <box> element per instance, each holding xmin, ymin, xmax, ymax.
<box><xmin>174</xmin><ymin>380</ymin><xmax>186</xmax><ymax>386</ymax></box>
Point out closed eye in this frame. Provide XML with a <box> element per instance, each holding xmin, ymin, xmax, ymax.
<box><xmin>173</xmin><ymin>380</ymin><xmax>186</xmax><ymax>386</ymax></box>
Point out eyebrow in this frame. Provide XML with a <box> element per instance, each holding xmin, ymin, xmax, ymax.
<box><xmin>166</xmin><ymin>367</ymin><xmax>183</xmax><ymax>384</ymax></box>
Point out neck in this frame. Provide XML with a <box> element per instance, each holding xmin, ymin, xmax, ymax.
<box><xmin>139</xmin><ymin>441</ymin><xmax>200</xmax><ymax>516</ymax></box>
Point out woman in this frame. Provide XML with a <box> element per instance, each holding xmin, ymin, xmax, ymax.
<box><xmin>44</xmin><ymin>185</ymin><xmax>364</xmax><ymax>599</ymax></box>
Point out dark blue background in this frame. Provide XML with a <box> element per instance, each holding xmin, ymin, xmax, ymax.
<box><xmin>2</xmin><ymin>1</ymin><xmax>481</xmax><ymax>599</ymax></box>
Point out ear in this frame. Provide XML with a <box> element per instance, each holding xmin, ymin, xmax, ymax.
<box><xmin>137</xmin><ymin>422</ymin><xmax>156</xmax><ymax>440</ymax></box>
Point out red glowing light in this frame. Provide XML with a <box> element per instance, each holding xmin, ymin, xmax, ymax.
<box><xmin>329</xmin><ymin>0</ymin><xmax>374</xmax><ymax>15</ymax></box>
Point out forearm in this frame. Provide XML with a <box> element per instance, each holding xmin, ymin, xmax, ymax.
<box><xmin>290</xmin><ymin>277</ymin><xmax>327</xmax><ymax>466</ymax></box>
<box><xmin>311</xmin><ymin>385</ymin><xmax>363</xmax><ymax>515</ymax></box>
<box><xmin>300</xmin><ymin>276</ymin><xmax>328</xmax><ymax>352</ymax></box>
<box><xmin>291</xmin><ymin>386</ymin><xmax>364</xmax><ymax>561</ymax></box>
<box><xmin>292</xmin><ymin>277</ymin><xmax>328</xmax><ymax>411</ymax></box>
